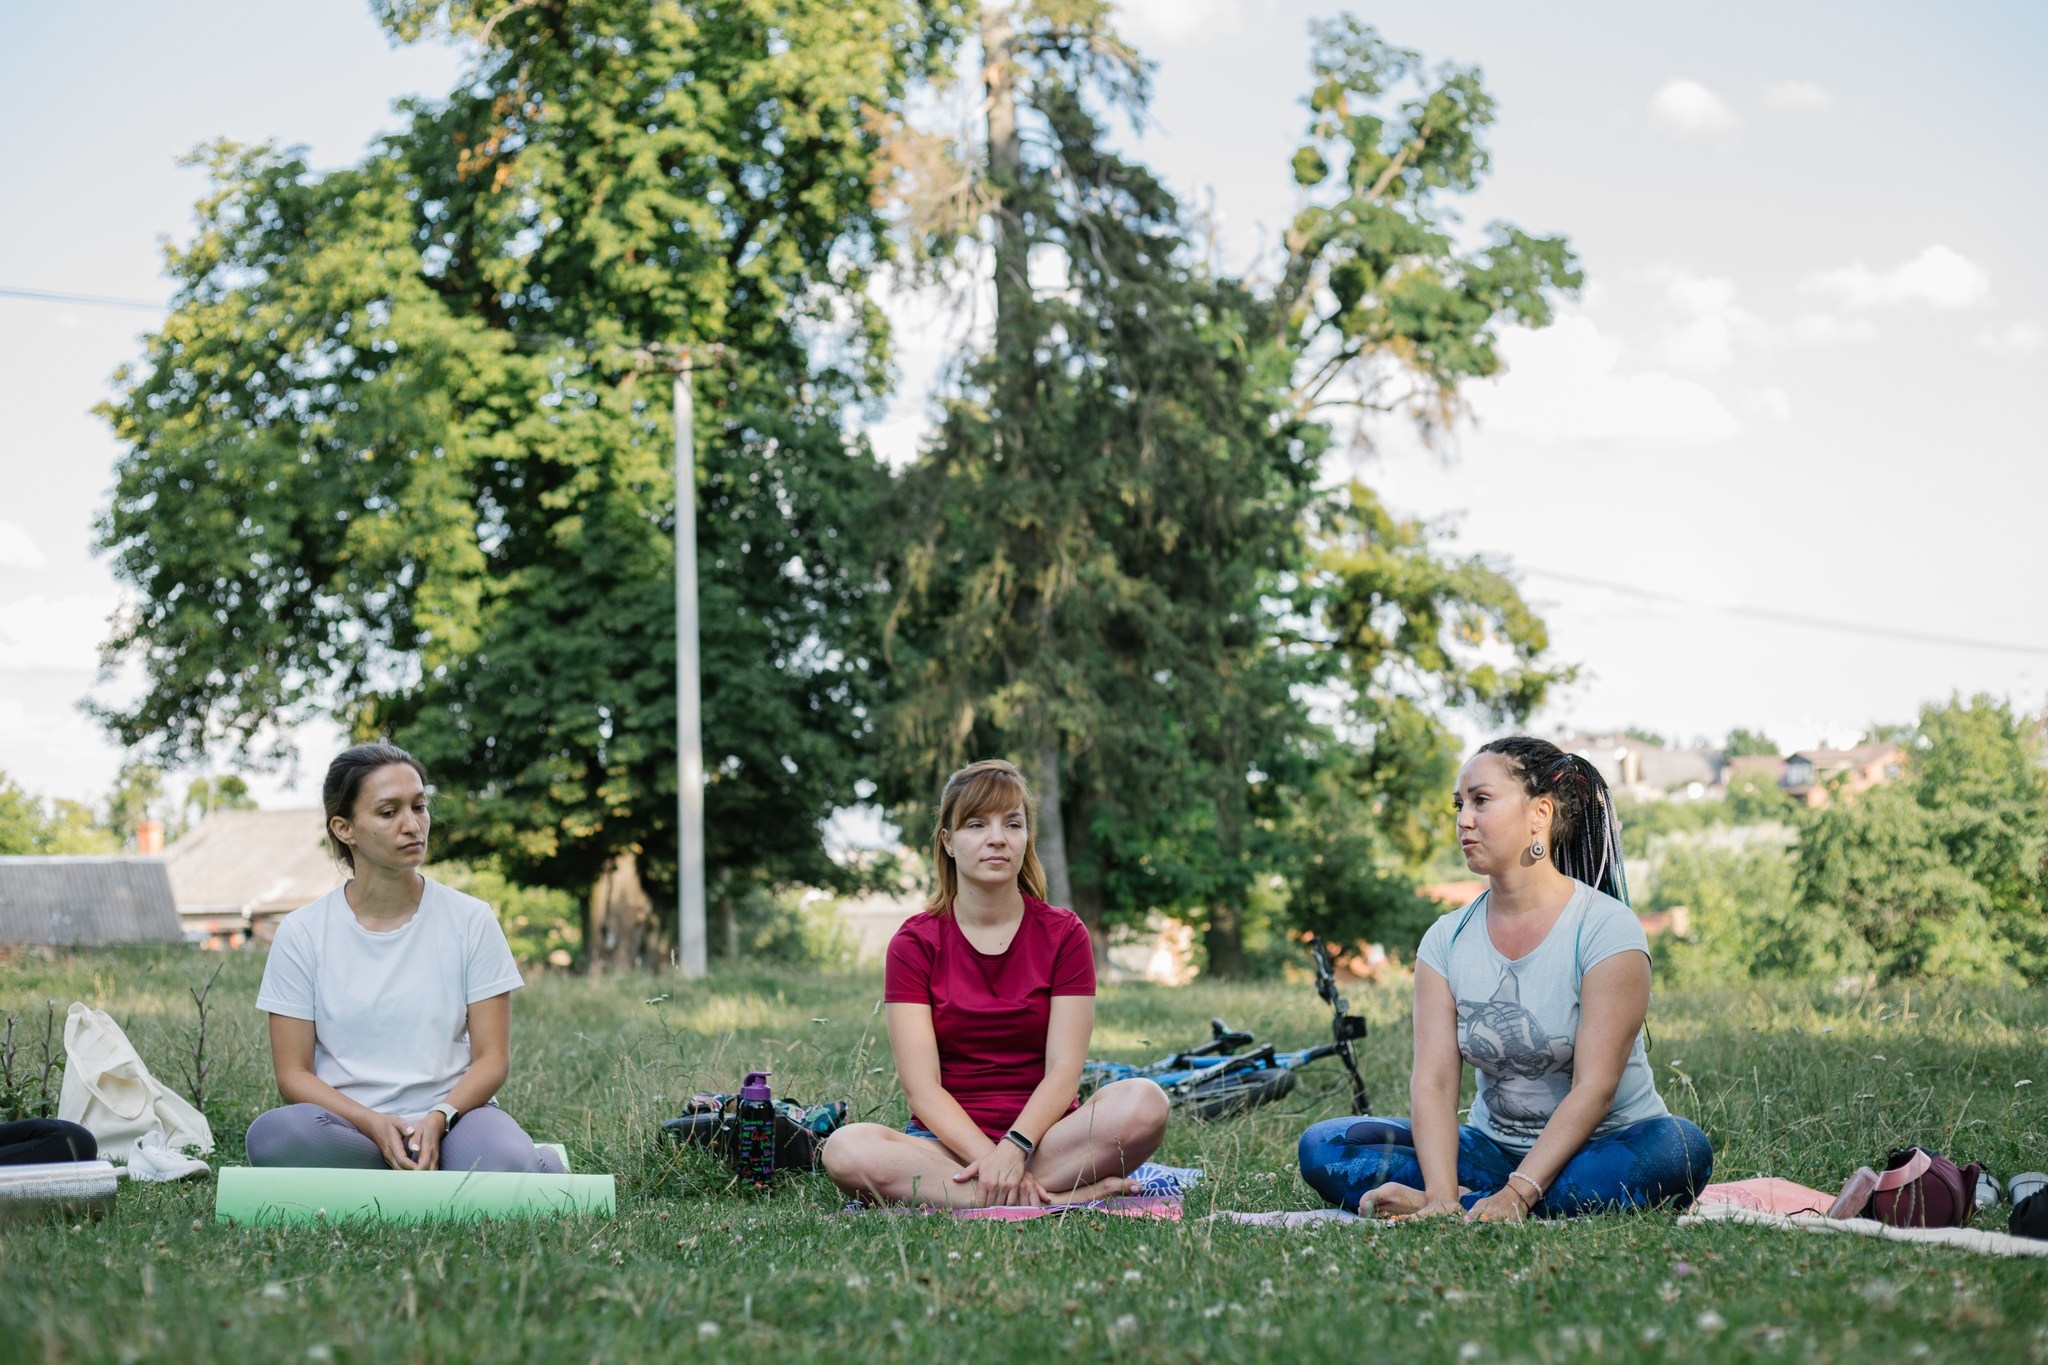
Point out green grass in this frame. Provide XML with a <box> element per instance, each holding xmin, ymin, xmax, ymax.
<box><xmin>2</xmin><ymin>948</ymin><xmax>2044</xmax><ymax>1363</ymax></box>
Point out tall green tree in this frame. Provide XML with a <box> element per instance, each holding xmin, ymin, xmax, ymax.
<box><xmin>1796</xmin><ymin>695</ymin><xmax>2048</xmax><ymax>981</ymax></box>
<box><xmin>877</xmin><ymin>9</ymin><xmax>1575</xmax><ymax>973</ymax></box>
<box><xmin>97</xmin><ymin>1</ymin><xmax>960</xmax><ymax>968</ymax></box>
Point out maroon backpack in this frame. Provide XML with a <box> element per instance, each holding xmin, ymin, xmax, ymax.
<box><xmin>1861</xmin><ymin>1147</ymin><xmax>1981</xmax><ymax>1228</ymax></box>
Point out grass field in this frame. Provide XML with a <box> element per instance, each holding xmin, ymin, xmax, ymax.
<box><xmin>2</xmin><ymin>948</ymin><xmax>2044</xmax><ymax>1363</ymax></box>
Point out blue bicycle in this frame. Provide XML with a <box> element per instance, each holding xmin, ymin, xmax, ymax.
<box><xmin>1081</xmin><ymin>934</ymin><xmax>1371</xmax><ymax>1121</ymax></box>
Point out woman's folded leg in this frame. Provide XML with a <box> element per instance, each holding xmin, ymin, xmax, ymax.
<box><xmin>244</xmin><ymin>1104</ymin><xmax>385</xmax><ymax>1169</ymax></box>
<box><xmin>438</xmin><ymin>1104</ymin><xmax>563</xmax><ymax>1174</ymax></box>
<box><xmin>1541</xmin><ymin>1115</ymin><xmax>1714</xmax><ymax>1216</ymax></box>
<box><xmin>1299</xmin><ymin>1117</ymin><xmax>1523</xmax><ymax>1212</ymax></box>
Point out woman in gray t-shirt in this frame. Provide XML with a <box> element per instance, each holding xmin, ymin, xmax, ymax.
<box><xmin>1298</xmin><ymin>736</ymin><xmax>1712</xmax><ymax>1220</ymax></box>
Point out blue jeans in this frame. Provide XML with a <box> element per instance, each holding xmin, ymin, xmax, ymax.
<box><xmin>1297</xmin><ymin>1114</ymin><xmax>1713</xmax><ymax>1217</ymax></box>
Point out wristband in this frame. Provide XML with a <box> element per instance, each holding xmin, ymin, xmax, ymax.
<box><xmin>1002</xmin><ymin>1130</ymin><xmax>1036</xmax><ymax>1158</ymax></box>
<box><xmin>1506</xmin><ymin>1171</ymin><xmax>1543</xmax><ymax>1206</ymax></box>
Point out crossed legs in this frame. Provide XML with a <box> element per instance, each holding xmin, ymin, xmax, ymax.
<box><xmin>244</xmin><ymin>1103</ymin><xmax>566</xmax><ymax>1173</ymax></box>
<box><xmin>823</xmin><ymin>1078</ymin><xmax>1170</xmax><ymax>1208</ymax></box>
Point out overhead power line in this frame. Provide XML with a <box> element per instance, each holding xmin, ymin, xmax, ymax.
<box><xmin>0</xmin><ymin>284</ymin><xmax>167</xmax><ymax>312</ymax></box>
<box><xmin>1522</xmin><ymin>566</ymin><xmax>2048</xmax><ymax>659</ymax></box>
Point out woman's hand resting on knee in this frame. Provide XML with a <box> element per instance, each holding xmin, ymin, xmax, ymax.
<box><xmin>955</xmin><ymin>1139</ymin><xmax>1049</xmax><ymax>1207</ymax></box>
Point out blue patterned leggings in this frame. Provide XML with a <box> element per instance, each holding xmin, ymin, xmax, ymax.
<box><xmin>1298</xmin><ymin>1114</ymin><xmax>1713</xmax><ymax>1217</ymax></box>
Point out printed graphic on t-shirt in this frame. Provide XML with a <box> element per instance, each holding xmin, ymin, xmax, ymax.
<box><xmin>1456</xmin><ymin>969</ymin><xmax>1574</xmax><ymax>1141</ymax></box>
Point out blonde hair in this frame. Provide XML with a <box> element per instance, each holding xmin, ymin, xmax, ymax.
<box><xmin>926</xmin><ymin>759</ymin><xmax>1048</xmax><ymax>915</ymax></box>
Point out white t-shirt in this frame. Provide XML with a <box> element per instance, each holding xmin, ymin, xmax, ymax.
<box><xmin>1416</xmin><ymin>879</ymin><xmax>1667</xmax><ymax>1153</ymax></box>
<box><xmin>255</xmin><ymin>877</ymin><xmax>524</xmax><ymax>1118</ymax></box>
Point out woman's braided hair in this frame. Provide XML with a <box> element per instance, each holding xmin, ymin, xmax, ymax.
<box><xmin>1475</xmin><ymin>736</ymin><xmax>1631</xmax><ymax>905</ymax></box>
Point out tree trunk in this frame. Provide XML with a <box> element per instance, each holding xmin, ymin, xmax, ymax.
<box><xmin>980</xmin><ymin>2</ymin><xmax>1028</xmax><ymax>338</ymax></box>
<box><xmin>1204</xmin><ymin>899</ymin><xmax>1249</xmax><ymax>980</ymax></box>
<box><xmin>1034</xmin><ymin>735</ymin><xmax>1074</xmax><ymax>910</ymax></box>
<box><xmin>1063</xmin><ymin>782</ymin><xmax>1111</xmax><ymax>968</ymax></box>
<box><xmin>1205</xmin><ymin>740</ymin><xmax>1249</xmax><ymax>978</ymax></box>
<box><xmin>586</xmin><ymin>852</ymin><xmax>657</xmax><ymax>975</ymax></box>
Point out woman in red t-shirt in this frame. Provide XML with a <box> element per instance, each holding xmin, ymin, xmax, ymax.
<box><xmin>823</xmin><ymin>759</ymin><xmax>1170</xmax><ymax>1207</ymax></box>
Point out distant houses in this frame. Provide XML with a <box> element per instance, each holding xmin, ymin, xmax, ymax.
<box><xmin>1549</xmin><ymin>729</ymin><xmax>1904</xmax><ymax>810</ymax></box>
<box><xmin>161</xmin><ymin>808</ymin><xmax>342</xmax><ymax>947</ymax></box>
<box><xmin>1779</xmin><ymin>744</ymin><xmax>1904</xmax><ymax>808</ymax></box>
<box><xmin>0</xmin><ymin>856</ymin><xmax>184</xmax><ymax>948</ymax></box>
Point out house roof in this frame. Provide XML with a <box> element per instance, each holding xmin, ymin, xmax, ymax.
<box><xmin>0</xmin><ymin>857</ymin><xmax>185</xmax><ymax>946</ymax></box>
<box><xmin>161</xmin><ymin>808</ymin><xmax>345</xmax><ymax>918</ymax></box>
<box><xmin>1787</xmin><ymin>743</ymin><xmax>1903</xmax><ymax>768</ymax></box>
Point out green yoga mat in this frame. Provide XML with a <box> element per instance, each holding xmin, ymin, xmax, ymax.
<box><xmin>215</xmin><ymin>1166</ymin><xmax>615</xmax><ymax>1227</ymax></box>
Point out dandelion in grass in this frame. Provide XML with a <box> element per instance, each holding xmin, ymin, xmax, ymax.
<box><xmin>1123</xmin><ymin>1268</ymin><xmax>1142</xmax><ymax>1283</ymax></box>
<box><xmin>1696</xmin><ymin>1310</ymin><xmax>1726</xmax><ymax>1333</ymax></box>
<box><xmin>697</xmin><ymin>1322</ymin><xmax>721</xmax><ymax>1339</ymax></box>
<box><xmin>1459</xmin><ymin>1344</ymin><xmax>1481</xmax><ymax>1361</ymax></box>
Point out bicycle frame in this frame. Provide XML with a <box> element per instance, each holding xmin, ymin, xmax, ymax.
<box><xmin>1080</xmin><ymin>936</ymin><xmax>1371</xmax><ymax>1115</ymax></box>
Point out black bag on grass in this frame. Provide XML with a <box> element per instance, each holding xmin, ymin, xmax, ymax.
<box><xmin>661</xmin><ymin>1093</ymin><xmax>845</xmax><ymax>1176</ymax></box>
<box><xmin>2012</xmin><ymin>1189</ymin><xmax>2048</xmax><ymax>1242</ymax></box>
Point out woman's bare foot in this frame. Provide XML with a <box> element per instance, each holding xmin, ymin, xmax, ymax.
<box><xmin>1044</xmin><ymin>1175</ymin><xmax>1134</xmax><ymax>1205</ymax></box>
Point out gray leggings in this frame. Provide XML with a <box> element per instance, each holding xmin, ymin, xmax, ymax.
<box><xmin>245</xmin><ymin>1103</ymin><xmax>566</xmax><ymax>1173</ymax></box>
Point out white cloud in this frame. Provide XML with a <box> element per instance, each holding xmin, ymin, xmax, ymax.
<box><xmin>1802</xmin><ymin>244</ymin><xmax>1989</xmax><ymax>309</ymax></box>
<box><xmin>1116</xmin><ymin>0</ymin><xmax>1252</xmax><ymax>45</ymax></box>
<box><xmin>0</xmin><ymin>521</ymin><xmax>48</xmax><ymax>570</ymax></box>
<box><xmin>1649</xmin><ymin>79</ymin><xmax>1738</xmax><ymax>133</ymax></box>
<box><xmin>1793</xmin><ymin>313</ymin><xmax>1879</xmax><ymax>344</ymax></box>
<box><xmin>1979</xmin><ymin>321</ymin><xmax>2045</xmax><ymax>356</ymax></box>
<box><xmin>1655</xmin><ymin>271</ymin><xmax>1765</xmax><ymax>372</ymax></box>
<box><xmin>0</xmin><ymin>593</ymin><xmax>119</xmax><ymax>671</ymax></box>
<box><xmin>1743</xmin><ymin>387</ymin><xmax>1794</xmax><ymax>421</ymax></box>
<box><xmin>1761</xmin><ymin>81</ymin><xmax>1833</xmax><ymax>111</ymax></box>
<box><xmin>1471</xmin><ymin>316</ymin><xmax>1743</xmax><ymax>444</ymax></box>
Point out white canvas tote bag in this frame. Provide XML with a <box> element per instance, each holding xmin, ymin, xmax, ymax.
<box><xmin>57</xmin><ymin>1002</ymin><xmax>214</xmax><ymax>1161</ymax></box>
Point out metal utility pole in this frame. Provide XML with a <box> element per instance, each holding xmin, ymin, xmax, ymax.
<box><xmin>674</xmin><ymin>357</ymin><xmax>708</xmax><ymax>979</ymax></box>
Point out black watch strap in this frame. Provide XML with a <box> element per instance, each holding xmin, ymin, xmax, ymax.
<box><xmin>1002</xmin><ymin>1129</ymin><xmax>1036</xmax><ymax>1157</ymax></box>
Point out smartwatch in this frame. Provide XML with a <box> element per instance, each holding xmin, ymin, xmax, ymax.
<box><xmin>429</xmin><ymin>1102</ymin><xmax>460</xmax><ymax>1130</ymax></box>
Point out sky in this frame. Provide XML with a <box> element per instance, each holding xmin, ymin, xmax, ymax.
<box><xmin>1</xmin><ymin>0</ymin><xmax>2044</xmax><ymax>812</ymax></box>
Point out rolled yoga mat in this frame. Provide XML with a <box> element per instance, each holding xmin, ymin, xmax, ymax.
<box><xmin>0</xmin><ymin>1160</ymin><xmax>119</xmax><ymax>1223</ymax></box>
<box><xmin>216</xmin><ymin>1166</ymin><xmax>615</xmax><ymax>1227</ymax></box>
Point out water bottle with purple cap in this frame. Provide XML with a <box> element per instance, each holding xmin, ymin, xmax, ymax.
<box><xmin>735</xmin><ymin>1070</ymin><xmax>775</xmax><ymax>1184</ymax></box>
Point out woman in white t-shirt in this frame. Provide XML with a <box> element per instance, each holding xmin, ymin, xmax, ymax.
<box><xmin>1298</xmin><ymin>736</ymin><xmax>1711</xmax><ymax>1220</ymax></box>
<box><xmin>246</xmin><ymin>744</ymin><xmax>562</xmax><ymax>1173</ymax></box>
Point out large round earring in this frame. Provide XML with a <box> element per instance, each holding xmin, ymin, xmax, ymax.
<box><xmin>1529</xmin><ymin>839</ymin><xmax>1546</xmax><ymax>861</ymax></box>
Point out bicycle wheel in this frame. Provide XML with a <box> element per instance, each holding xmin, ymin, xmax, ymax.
<box><xmin>1180</xmin><ymin>1068</ymin><xmax>1296</xmax><ymax>1121</ymax></box>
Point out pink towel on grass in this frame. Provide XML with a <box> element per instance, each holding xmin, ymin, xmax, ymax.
<box><xmin>1696</xmin><ymin>1177</ymin><xmax>1836</xmax><ymax>1217</ymax></box>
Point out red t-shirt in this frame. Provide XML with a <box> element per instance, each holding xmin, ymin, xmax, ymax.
<box><xmin>883</xmin><ymin>896</ymin><xmax>1097</xmax><ymax>1138</ymax></box>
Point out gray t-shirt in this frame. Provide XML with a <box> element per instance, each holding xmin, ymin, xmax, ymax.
<box><xmin>1416</xmin><ymin>880</ymin><xmax>1667</xmax><ymax>1153</ymax></box>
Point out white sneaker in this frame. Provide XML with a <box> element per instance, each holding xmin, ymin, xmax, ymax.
<box><xmin>124</xmin><ymin>1130</ymin><xmax>211</xmax><ymax>1183</ymax></box>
